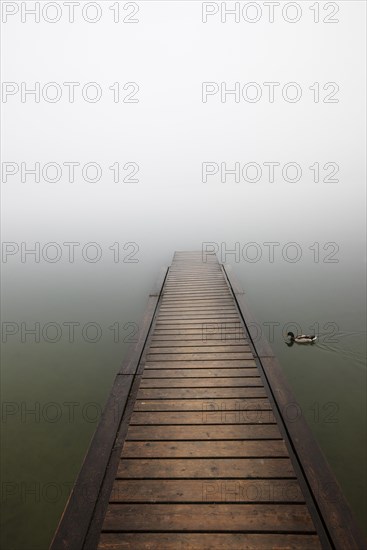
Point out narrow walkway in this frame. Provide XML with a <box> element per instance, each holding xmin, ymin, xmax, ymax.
<box><xmin>51</xmin><ymin>251</ymin><xmax>365</xmax><ymax>550</ymax></box>
<box><xmin>98</xmin><ymin>251</ymin><xmax>321</xmax><ymax>549</ymax></box>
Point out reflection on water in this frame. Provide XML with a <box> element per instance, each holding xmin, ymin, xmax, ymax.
<box><xmin>316</xmin><ymin>332</ymin><xmax>366</xmax><ymax>368</ymax></box>
<box><xmin>1</xmin><ymin>248</ymin><xmax>366</xmax><ymax>549</ymax></box>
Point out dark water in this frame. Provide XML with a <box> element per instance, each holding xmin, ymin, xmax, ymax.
<box><xmin>1</xmin><ymin>239</ymin><xmax>366</xmax><ymax>549</ymax></box>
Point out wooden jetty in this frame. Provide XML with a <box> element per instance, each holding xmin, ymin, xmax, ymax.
<box><xmin>51</xmin><ymin>251</ymin><xmax>365</xmax><ymax>549</ymax></box>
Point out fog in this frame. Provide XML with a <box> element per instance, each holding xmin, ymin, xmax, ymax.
<box><xmin>1</xmin><ymin>2</ymin><xmax>366</xmax><ymax>548</ymax></box>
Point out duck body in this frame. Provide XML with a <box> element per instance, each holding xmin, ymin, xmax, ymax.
<box><xmin>287</xmin><ymin>331</ymin><xmax>317</xmax><ymax>344</ymax></box>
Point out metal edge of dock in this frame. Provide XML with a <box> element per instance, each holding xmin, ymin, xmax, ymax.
<box><xmin>49</xmin><ymin>255</ymin><xmax>366</xmax><ymax>550</ymax></box>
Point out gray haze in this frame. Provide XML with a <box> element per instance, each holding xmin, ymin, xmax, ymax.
<box><xmin>1</xmin><ymin>2</ymin><xmax>366</xmax><ymax>549</ymax></box>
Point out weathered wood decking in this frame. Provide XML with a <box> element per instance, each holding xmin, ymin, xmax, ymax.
<box><xmin>51</xmin><ymin>252</ymin><xmax>365</xmax><ymax>550</ymax></box>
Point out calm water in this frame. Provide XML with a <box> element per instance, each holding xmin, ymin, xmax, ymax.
<box><xmin>2</xmin><ymin>3</ymin><xmax>366</xmax><ymax>547</ymax></box>
<box><xmin>1</xmin><ymin>234</ymin><xmax>366</xmax><ymax>549</ymax></box>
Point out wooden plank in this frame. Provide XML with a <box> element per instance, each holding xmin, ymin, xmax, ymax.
<box><xmin>157</xmin><ymin>315</ymin><xmax>239</xmax><ymax>321</ymax></box>
<box><xmin>158</xmin><ymin>313</ymin><xmax>238</xmax><ymax>318</ymax></box>
<box><xmin>144</xmin><ymin>360</ymin><xmax>257</xmax><ymax>369</ymax></box>
<box><xmin>166</xmin><ymin>280</ymin><xmax>225</xmax><ymax>283</ymax></box>
<box><xmin>167</xmin><ymin>267</ymin><xmax>221</xmax><ymax>270</ymax></box>
<box><xmin>164</xmin><ymin>292</ymin><xmax>229</xmax><ymax>296</ymax></box>
<box><xmin>155</xmin><ymin>323</ymin><xmax>242</xmax><ymax>328</ymax></box>
<box><xmin>163</xmin><ymin>294</ymin><xmax>231</xmax><ymax>298</ymax></box>
<box><xmin>159</xmin><ymin>304</ymin><xmax>236</xmax><ymax>309</ymax></box>
<box><xmin>163</xmin><ymin>293</ymin><xmax>230</xmax><ymax>296</ymax></box>
<box><xmin>167</xmin><ymin>296</ymin><xmax>227</xmax><ymax>303</ymax></box>
<box><xmin>157</xmin><ymin>315</ymin><xmax>242</xmax><ymax>327</ymax></box>
<box><xmin>162</xmin><ymin>294</ymin><xmax>233</xmax><ymax>298</ymax></box>
<box><xmin>162</xmin><ymin>293</ymin><xmax>233</xmax><ymax>298</ymax></box>
<box><xmin>169</xmin><ymin>272</ymin><xmax>219</xmax><ymax>274</ymax></box>
<box><xmin>126</xmin><ymin>424</ymin><xmax>282</xmax><ymax>440</ymax></box>
<box><xmin>101</xmin><ymin>503</ymin><xmax>315</xmax><ymax>532</ymax></box>
<box><xmin>167</xmin><ymin>272</ymin><xmax>223</xmax><ymax>275</ymax></box>
<box><xmin>140</xmin><ymin>377</ymin><xmax>262</xmax><ymax>388</ymax></box>
<box><xmin>167</xmin><ymin>274</ymin><xmax>222</xmax><ymax>276</ymax></box>
<box><xmin>157</xmin><ymin>318</ymin><xmax>239</xmax><ymax>324</ymax></box>
<box><xmin>159</xmin><ymin>306</ymin><xmax>236</xmax><ymax>310</ymax></box>
<box><xmin>152</xmin><ymin>330</ymin><xmax>245</xmax><ymax>337</ymax></box>
<box><xmin>149</xmin><ymin>339</ymin><xmax>249</xmax><ymax>346</ymax></box>
<box><xmin>150</xmin><ymin>336</ymin><xmax>249</xmax><ymax>350</ymax></box>
<box><xmin>164</xmin><ymin>284</ymin><xmax>226</xmax><ymax>287</ymax></box>
<box><xmin>169</xmin><ymin>270</ymin><xmax>218</xmax><ymax>272</ymax></box>
<box><xmin>155</xmin><ymin>332</ymin><xmax>244</xmax><ymax>342</ymax></box>
<box><xmin>130</xmin><ymin>410</ymin><xmax>275</xmax><ymax>424</ymax></box>
<box><xmin>164</xmin><ymin>286</ymin><xmax>230</xmax><ymax>291</ymax></box>
<box><xmin>154</xmin><ymin>325</ymin><xmax>242</xmax><ymax>330</ymax></box>
<box><xmin>142</xmin><ymin>368</ymin><xmax>259</xmax><ymax>378</ymax></box>
<box><xmin>159</xmin><ymin>308</ymin><xmax>238</xmax><ymax>314</ymax></box>
<box><xmin>147</xmin><ymin>345</ymin><xmax>250</xmax><ymax>354</ymax></box>
<box><xmin>136</xmin><ymin>387</ymin><xmax>268</xmax><ymax>399</ymax></box>
<box><xmin>98</xmin><ymin>533</ymin><xmax>323</xmax><ymax>549</ymax></box>
<box><xmin>167</xmin><ymin>270</ymin><xmax>223</xmax><ymax>272</ymax></box>
<box><xmin>162</xmin><ymin>296</ymin><xmax>231</xmax><ymax>300</ymax></box>
<box><xmin>155</xmin><ymin>328</ymin><xmax>243</xmax><ymax>335</ymax></box>
<box><xmin>160</xmin><ymin>305</ymin><xmax>235</xmax><ymax>310</ymax></box>
<box><xmin>155</xmin><ymin>322</ymin><xmax>242</xmax><ymax>328</ymax></box>
<box><xmin>164</xmin><ymin>280</ymin><xmax>229</xmax><ymax>284</ymax></box>
<box><xmin>163</xmin><ymin>298</ymin><xmax>233</xmax><ymax>305</ymax></box>
<box><xmin>133</xmin><ymin>398</ymin><xmax>272</xmax><ymax>411</ymax></box>
<box><xmin>163</xmin><ymin>291</ymin><xmax>230</xmax><ymax>295</ymax></box>
<box><xmin>109</xmin><ymin>478</ymin><xmax>305</xmax><ymax>502</ymax></box>
<box><xmin>162</xmin><ymin>298</ymin><xmax>234</xmax><ymax>304</ymax></box>
<box><xmin>152</xmin><ymin>333</ymin><xmax>246</xmax><ymax>340</ymax></box>
<box><xmin>145</xmin><ymin>358</ymin><xmax>255</xmax><ymax>365</ymax></box>
<box><xmin>121</xmin><ymin>440</ymin><xmax>288</xmax><ymax>458</ymax></box>
<box><xmin>159</xmin><ymin>309</ymin><xmax>236</xmax><ymax>314</ymax></box>
<box><xmin>116</xmin><ymin>457</ymin><xmax>295</xmax><ymax>479</ymax></box>
<box><xmin>147</xmin><ymin>351</ymin><xmax>253</xmax><ymax>363</ymax></box>
<box><xmin>161</xmin><ymin>298</ymin><xmax>234</xmax><ymax>304</ymax></box>
<box><xmin>151</xmin><ymin>337</ymin><xmax>246</xmax><ymax>344</ymax></box>
<box><xmin>166</xmin><ymin>281</ymin><xmax>226</xmax><ymax>283</ymax></box>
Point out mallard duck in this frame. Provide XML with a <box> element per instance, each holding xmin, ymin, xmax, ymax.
<box><xmin>287</xmin><ymin>332</ymin><xmax>317</xmax><ymax>344</ymax></box>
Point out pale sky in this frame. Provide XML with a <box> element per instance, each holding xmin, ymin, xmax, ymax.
<box><xmin>1</xmin><ymin>1</ymin><xmax>366</xmax><ymax>256</ymax></box>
